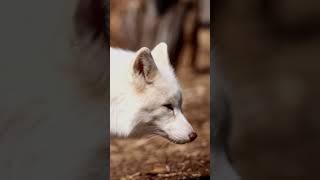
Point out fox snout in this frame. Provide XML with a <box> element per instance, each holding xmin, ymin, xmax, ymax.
<box><xmin>162</xmin><ymin>130</ymin><xmax>197</xmax><ymax>144</ymax></box>
<box><xmin>158</xmin><ymin>113</ymin><xmax>197</xmax><ymax>144</ymax></box>
<box><xmin>132</xmin><ymin>110</ymin><xmax>197</xmax><ymax>144</ymax></box>
<box><xmin>167</xmin><ymin>128</ymin><xmax>197</xmax><ymax>144</ymax></box>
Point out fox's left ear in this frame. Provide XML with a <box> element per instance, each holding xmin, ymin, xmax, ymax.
<box><xmin>133</xmin><ymin>47</ymin><xmax>159</xmax><ymax>84</ymax></box>
<box><xmin>151</xmin><ymin>42</ymin><xmax>171</xmax><ymax>66</ymax></box>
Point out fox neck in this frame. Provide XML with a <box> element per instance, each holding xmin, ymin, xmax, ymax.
<box><xmin>110</xmin><ymin>93</ymin><xmax>140</xmax><ymax>137</ymax></box>
<box><xmin>110</xmin><ymin>47</ymin><xmax>139</xmax><ymax>137</ymax></box>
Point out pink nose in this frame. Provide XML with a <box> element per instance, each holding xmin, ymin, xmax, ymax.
<box><xmin>188</xmin><ymin>132</ymin><xmax>197</xmax><ymax>141</ymax></box>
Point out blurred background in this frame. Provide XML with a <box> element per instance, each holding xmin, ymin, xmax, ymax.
<box><xmin>109</xmin><ymin>0</ymin><xmax>210</xmax><ymax>179</ymax></box>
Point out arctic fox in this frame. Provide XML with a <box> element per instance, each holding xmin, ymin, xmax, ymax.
<box><xmin>110</xmin><ymin>42</ymin><xmax>197</xmax><ymax>144</ymax></box>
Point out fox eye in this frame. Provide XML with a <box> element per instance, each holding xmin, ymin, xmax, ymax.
<box><xmin>163</xmin><ymin>104</ymin><xmax>174</xmax><ymax>111</ymax></box>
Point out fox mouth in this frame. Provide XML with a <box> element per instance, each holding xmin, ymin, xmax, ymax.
<box><xmin>153</xmin><ymin>130</ymin><xmax>192</xmax><ymax>144</ymax></box>
<box><xmin>167</xmin><ymin>137</ymin><xmax>191</xmax><ymax>144</ymax></box>
<box><xmin>133</xmin><ymin>124</ymin><xmax>195</xmax><ymax>144</ymax></box>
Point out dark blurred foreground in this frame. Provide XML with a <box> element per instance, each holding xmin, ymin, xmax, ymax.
<box><xmin>215</xmin><ymin>0</ymin><xmax>320</xmax><ymax>179</ymax></box>
<box><xmin>0</xmin><ymin>0</ymin><xmax>108</xmax><ymax>179</ymax></box>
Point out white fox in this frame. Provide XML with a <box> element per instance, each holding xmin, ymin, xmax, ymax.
<box><xmin>110</xmin><ymin>42</ymin><xmax>197</xmax><ymax>144</ymax></box>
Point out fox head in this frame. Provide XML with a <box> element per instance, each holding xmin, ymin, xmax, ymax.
<box><xmin>110</xmin><ymin>42</ymin><xmax>197</xmax><ymax>144</ymax></box>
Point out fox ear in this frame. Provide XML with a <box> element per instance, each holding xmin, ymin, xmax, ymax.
<box><xmin>151</xmin><ymin>42</ymin><xmax>170</xmax><ymax>65</ymax></box>
<box><xmin>133</xmin><ymin>47</ymin><xmax>158</xmax><ymax>84</ymax></box>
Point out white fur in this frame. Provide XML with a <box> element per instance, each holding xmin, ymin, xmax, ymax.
<box><xmin>110</xmin><ymin>42</ymin><xmax>196</xmax><ymax>144</ymax></box>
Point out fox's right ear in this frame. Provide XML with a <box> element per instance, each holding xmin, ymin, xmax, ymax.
<box><xmin>151</xmin><ymin>42</ymin><xmax>170</xmax><ymax>66</ymax></box>
<box><xmin>133</xmin><ymin>47</ymin><xmax>159</xmax><ymax>85</ymax></box>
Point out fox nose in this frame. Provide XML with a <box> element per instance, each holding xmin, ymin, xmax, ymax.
<box><xmin>188</xmin><ymin>132</ymin><xmax>197</xmax><ymax>142</ymax></box>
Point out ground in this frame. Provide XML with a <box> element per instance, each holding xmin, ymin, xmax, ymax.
<box><xmin>110</xmin><ymin>29</ymin><xmax>210</xmax><ymax>180</ymax></box>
